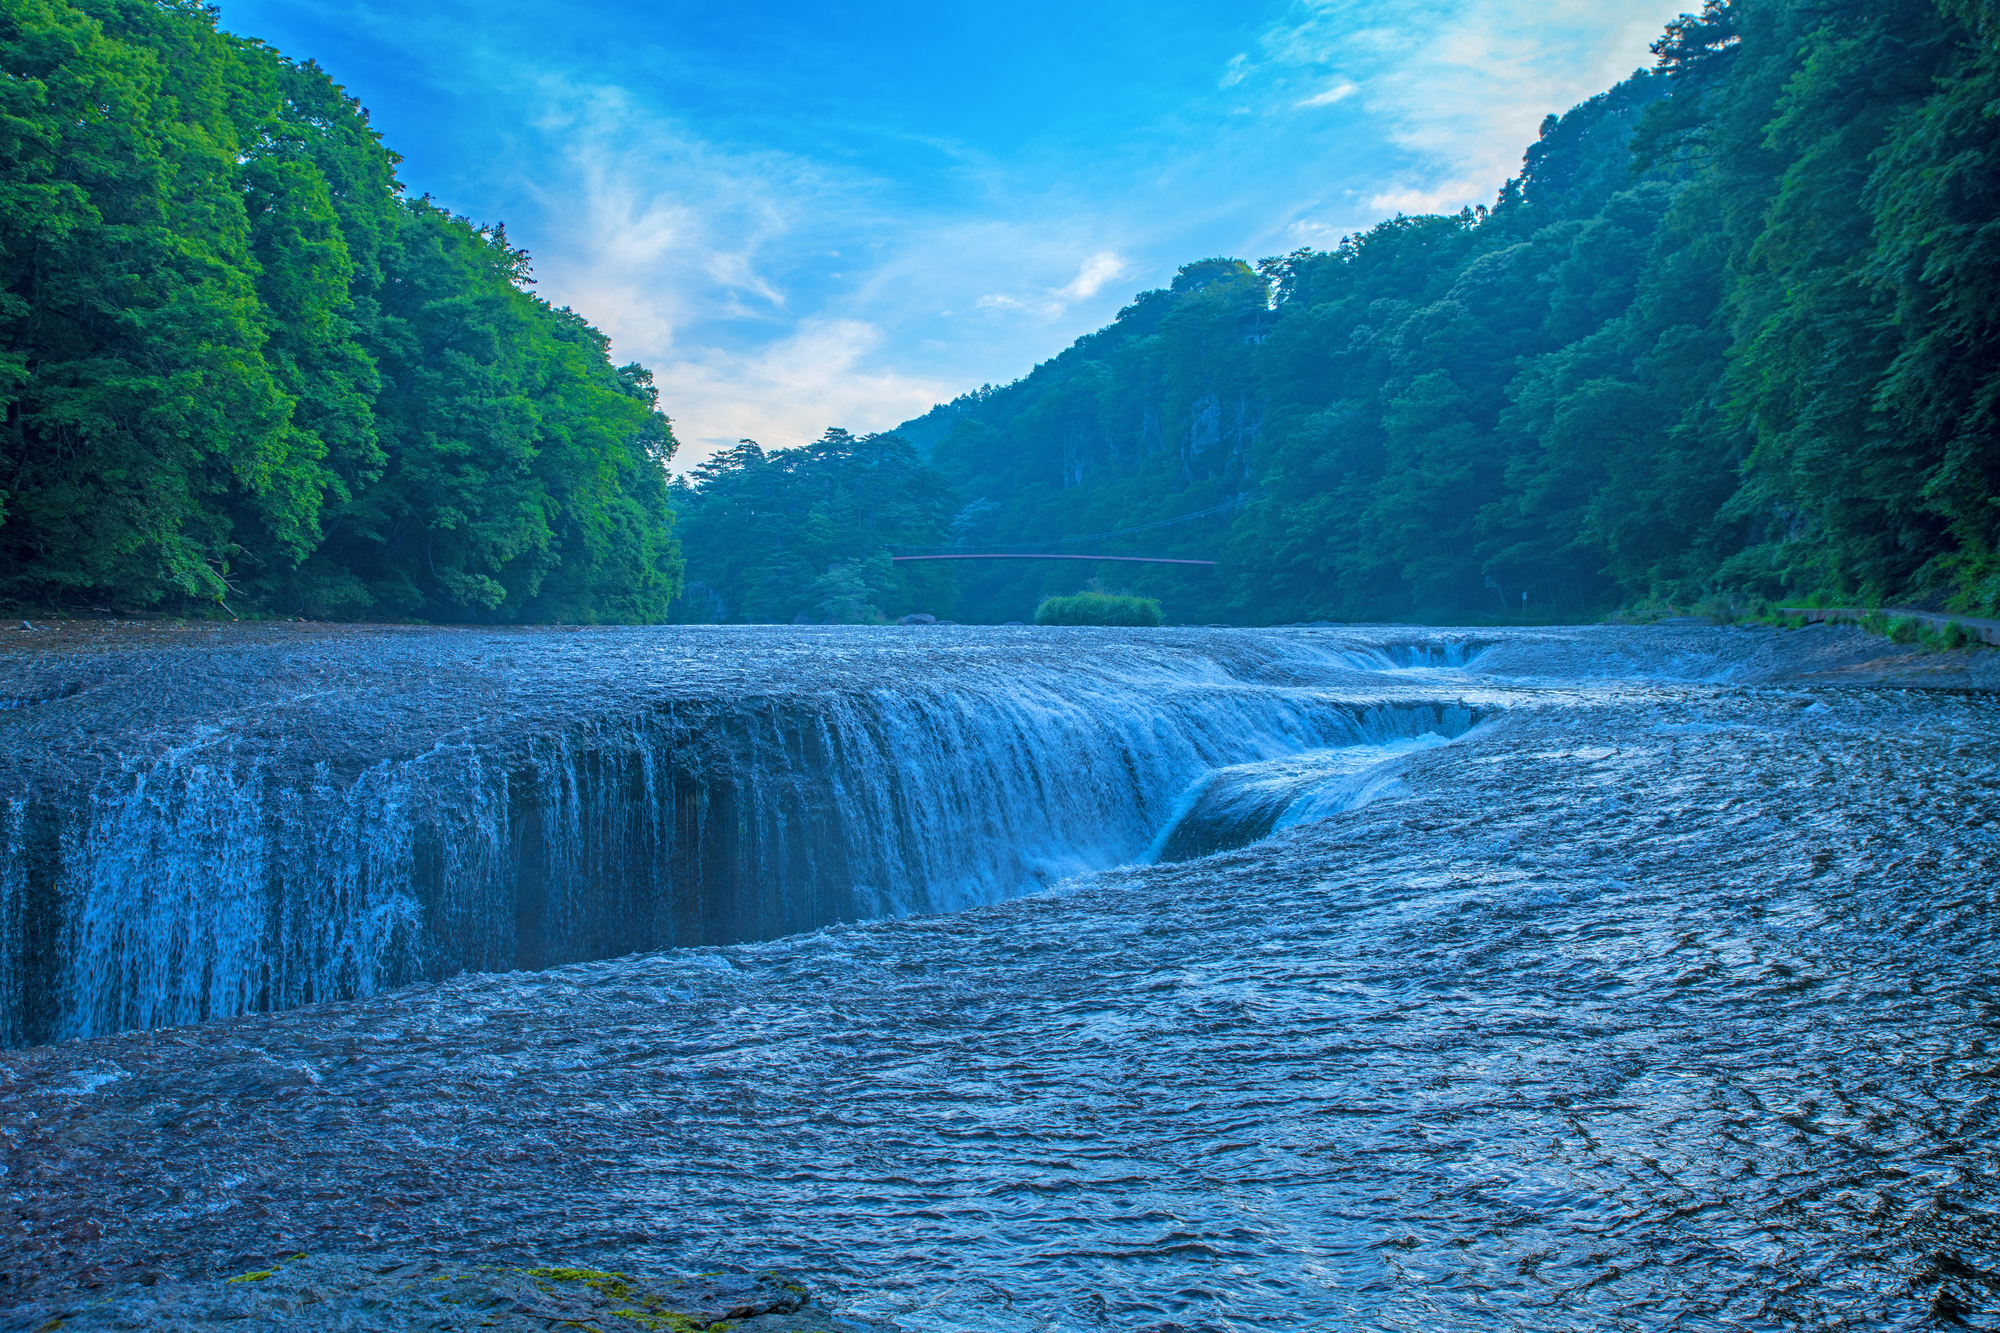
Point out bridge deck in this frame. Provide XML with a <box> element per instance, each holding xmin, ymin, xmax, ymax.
<box><xmin>890</xmin><ymin>553</ymin><xmax>1218</xmax><ymax>566</ymax></box>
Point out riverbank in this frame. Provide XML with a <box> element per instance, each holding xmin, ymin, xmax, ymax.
<box><xmin>1779</xmin><ymin>604</ymin><xmax>2000</xmax><ymax>647</ymax></box>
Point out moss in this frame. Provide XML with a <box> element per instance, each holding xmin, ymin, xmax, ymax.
<box><xmin>527</xmin><ymin>1266</ymin><xmax>636</xmax><ymax>1300</ymax></box>
<box><xmin>518</xmin><ymin>1268</ymin><xmax>739</xmax><ymax>1331</ymax></box>
<box><xmin>225</xmin><ymin>1270</ymin><xmax>275</xmax><ymax>1284</ymax></box>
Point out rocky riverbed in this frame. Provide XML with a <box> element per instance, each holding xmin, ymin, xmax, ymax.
<box><xmin>1</xmin><ymin>621</ymin><xmax>1996</xmax><ymax>1330</ymax></box>
<box><xmin>8</xmin><ymin>1254</ymin><xmax>895</xmax><ymax>1331</ymax></box>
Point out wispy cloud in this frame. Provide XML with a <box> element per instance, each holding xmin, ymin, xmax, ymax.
<box><xmin>518</xmin><ymin>77</ymin><xmax>863</xmax><ymax>346</ymax></box>
<box><xmin>1247</xmin><ymin>0</ymin><xmax>1686</xmax><ymax>226</ymax></box>
<box><xmin>272</xmin><ymin>0</ymin><xmax>1693</xmax><ymax>472</ymax></box>
<box><xmin>1295</xmin><ymin>80</ymin><xmax>1357</xmax><ymax>108</ymax></box>
<box><xmin>1059</xmin><ymin>251</ymin><xmax>1133</xmax><ymax>301</ymax></box>
<box><xmin>483</xmin><ymin>76</ymin><xmax>961</xmax><ymax>462</ymax></box>
<box><xmin>970</xmin><ymin>250</ymin><xmax>1136</xmax><ymax>322</ymax></box>
<box><xmin>495</xmin><ymin>75</ymin><xmax>1153</xmax><ymax>465</ymax></box>
<box><xmin>657</xmin><ymin>320</ymin><xmax>953</xmax><ymax>458</ymax></box>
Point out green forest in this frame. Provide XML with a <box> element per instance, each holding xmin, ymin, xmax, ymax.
<box><xmin>667</xmin><ymin>430</ymin><xmax>957</xmax><ymax>624</ymax></box>
<box><xmin>6</xmin><ymin>0</ymin><xmax>1998</xmax><ymax>626</ymax></box>
<box><xmin>857</xmin><ymin>0</ymin><xmax>2000</xmax><ymax>625</ymax></box>
<box><xmin>1</xmin><ymin>0</ymin><xmax>681</xmax><ymax>621</ymax></box>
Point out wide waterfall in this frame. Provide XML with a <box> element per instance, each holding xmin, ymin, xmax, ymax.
<box><xmin>4</xmin><ymin>620</ymin><xmax>1997</xmax><ymax>1332</ymax></box>
<box><xmin>0</xmin><ymin>624</ymin><xmax>1494</xmax><ymax>1046</ymax></box>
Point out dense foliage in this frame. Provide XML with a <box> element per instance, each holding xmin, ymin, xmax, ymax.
<box><xmin>667</xmin><ymin>429</ymin><xmax>958</xmax><ymax>623</ymax></box>
<box><xmin>1034</xmin><ymin>591</ymin><xmax>1164</xmax><ymax>627</ymax></box>
<box><xmin>0</xmin><ymin>0</ymin><xmax>680</xmax><ymax>620</ymax></box>
<box><xmin>897</xmin><ymin>0</ymin><xmax>2000</xmax><ymax>625</ymax></box>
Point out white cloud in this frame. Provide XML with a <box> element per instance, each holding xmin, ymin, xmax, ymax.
<box><xmin>965</xmin><ymin>250</ymin><xmax>1136</xmax><ymax>322</ymax></box>
<box><xmin>473</xmin><ymin>75</ymin><xmax>964</xmax><ymax>467</ymax></box>
<box><xmin>1365</xmin><ymin>179</ymin><xmax>1490</xmax><ymax>216</ymax></box>
<box><xmin>347</xmin><ymin>0</ymin><xmax>1695</xmax><ymax>476</ymax></box>
<box><xmin>653</xmin><ymin>319</ymin><xmax>954</xmax><ymax>464</ymax></box>
<box><xmin>477</xmin><ymin>74</ymin><xmax>1165</xmax><ymax>470</ymax></box>
<box><xmin>1252</xmin><ymin>0</ymin><xmax>1687</xmax><ymax>223</ymax></box>
<box><xmin>518</xmin><ymin>77</ymin><xmax>834</xmax><ymax>342</ymax></box>
<box><xmin>1059</xmin><ymin>251</ymin><xmax>1132</xmax><ymax>301</ymax></box>
<box><xmin>1295</xmin><ymin>80</ymin><xmax>1358</xmax><ymax>108</ymax></box>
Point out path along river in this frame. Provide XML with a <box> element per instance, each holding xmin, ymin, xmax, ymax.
<box><xmin>0</xmin><ymin>623</ymin><xmax>1996</xmax><ymax>1331</ymax></box>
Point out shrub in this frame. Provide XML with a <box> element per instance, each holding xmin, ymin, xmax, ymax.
<box><xmin>1941</xmin><ymin>621</ymin><xmax>1973</xmax><ymax>650</ymax></box>
<box><xmin>1034</xmin><ymin>591</ymin><xmax>1164</xmax><ymax>627</ymax></box>
<box><xmin>1888</xmin><ymin>616</ymin><xmax>1923</xmax><ymax>644</ymax></box>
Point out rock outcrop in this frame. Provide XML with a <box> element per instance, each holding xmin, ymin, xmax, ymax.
<box><xmin>7</xmin><ymin>1253</ymin><xmax>899</xmax><ymax>1332</ymax></box>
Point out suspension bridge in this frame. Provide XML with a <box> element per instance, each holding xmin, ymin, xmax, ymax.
<box><xmin>888</xmin><ymin>495</ymin><xmax>1261</xmax><ymax>567</ymax></box>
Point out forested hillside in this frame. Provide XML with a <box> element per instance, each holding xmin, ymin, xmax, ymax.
<box><xmin>668</xmin><ymin>430</ymin><xmax>958</xmax><ymax>623</ymax></box>
<box><xmin>1</xmin><ymin>0</ymin><xmax>680</xmax><ymax>621</ymax></box>
<box><xmin>12</xmin><ymin>0</ymin><xmax>1995</xmax><ymax>628</ymax></box>
<box><xmin>896</xmin><ymin>0</ymin><xmax>2000</xmax><ymax>625</ymax></box>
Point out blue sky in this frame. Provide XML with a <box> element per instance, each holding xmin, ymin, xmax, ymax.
<box><xmin>218</xmin><ymin>0</ymin><xmax>1688</xmax><ymax>468</ymax></box>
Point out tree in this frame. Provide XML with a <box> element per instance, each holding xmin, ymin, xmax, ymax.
<box><xmin>0</xmin><ymin>0</ymin><xmax>681</xmax><ymax>621</ymax></box>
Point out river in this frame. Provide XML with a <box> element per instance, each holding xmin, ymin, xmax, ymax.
<box><xmin>1</xmin><ymin>622</ymin><xmax>1995</xmax><ymax>1331</ymax></box>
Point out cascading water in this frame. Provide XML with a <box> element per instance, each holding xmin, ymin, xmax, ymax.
<box><xmin>1149</xmin><ymin>729</ymin><xmax>1460</xmax><ymax>862</ymax></box>
<box><xmin>0</xmin><ymin>625</ymin><xmax>1497</xmax><ymax>1046</ymax></box>
<box><xmin>5</xmin><ymin>619</ymin><xmax>1997</xmax><ymax>1332</ymax></box>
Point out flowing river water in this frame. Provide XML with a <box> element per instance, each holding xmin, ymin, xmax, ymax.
<box><xmin>0</xmin><ymin>622</ymin><xmax>1996</xmax><ymax>1331</ymax></box>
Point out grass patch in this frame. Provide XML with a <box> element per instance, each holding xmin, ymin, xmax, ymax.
<box><xmin>1034</xmin><ymin>591</ymin><xmax>1164</xmax><ymax>627</ymax></box>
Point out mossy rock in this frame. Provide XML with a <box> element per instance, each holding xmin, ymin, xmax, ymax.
<box><xmin>10</xmin><ymin>1253</ymin><xmax>898</xmax><ymax>1333</ymax></box>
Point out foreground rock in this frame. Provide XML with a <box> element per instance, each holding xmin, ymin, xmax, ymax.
<box><xmin>5</xmin><ymin>1254</ymin><xmax>897</xmax><ymax>1332</ymax></box>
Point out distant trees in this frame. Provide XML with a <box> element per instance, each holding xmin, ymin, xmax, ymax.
<box><xmin>1034</xmin><ymin>591</ymin><xmax>1163</xmax><ymax>627</ymax></box>
<box><xmin>667</xmin><ymin>429</ymin><xmax>958</xmax><ymax>623</ymax></box>
<box><xmin>896</xmin><ymin>0</ymin><xmax>2000</xmax><ymax>625</ymax></box>
<box><xmin>0</xmin><ymin>0</ymin><xmax>680</xmax><ymax>620</ymax></box>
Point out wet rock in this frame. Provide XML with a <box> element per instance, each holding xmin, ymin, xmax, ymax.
<box><xmin>0</xmin><ymin>1254</ymin><xmax>896</xmax><ymax>1332</ymax></box>
<box><xmin>896</xmin><ymin>613</ymin><xmax>935</xmax><ymax>625</ymax></box>
<box><xmin>656</xmin><ymin>1273</ymin><xmax>807</xmax><ymax>1321</ymax></box>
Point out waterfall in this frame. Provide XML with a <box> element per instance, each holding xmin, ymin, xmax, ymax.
<box><xmin>0</xmin><ymin>631</ymin><xmax>1492</xmax><ymax>1045</ymax></box>
<box><xmin>1149</xmin><ymin>718</ymin><xmax>1473</xmax><ymax>863</ymax></box>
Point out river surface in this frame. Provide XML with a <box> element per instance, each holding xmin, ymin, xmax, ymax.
<box><xmin>2</xmin><ymin>624</ymin><xmax>1997</xmax><ymax>1331</ymax></box>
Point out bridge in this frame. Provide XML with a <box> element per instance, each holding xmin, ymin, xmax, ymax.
<box><xmin>887</xmin><ymin>495</ymin><xmax>1260</xmax><ymax>569</ymax></box>
<box><xmin>890</xmin><ymin>549</ymin><xmax>1216</xmax><ymax>566</ymax></box>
